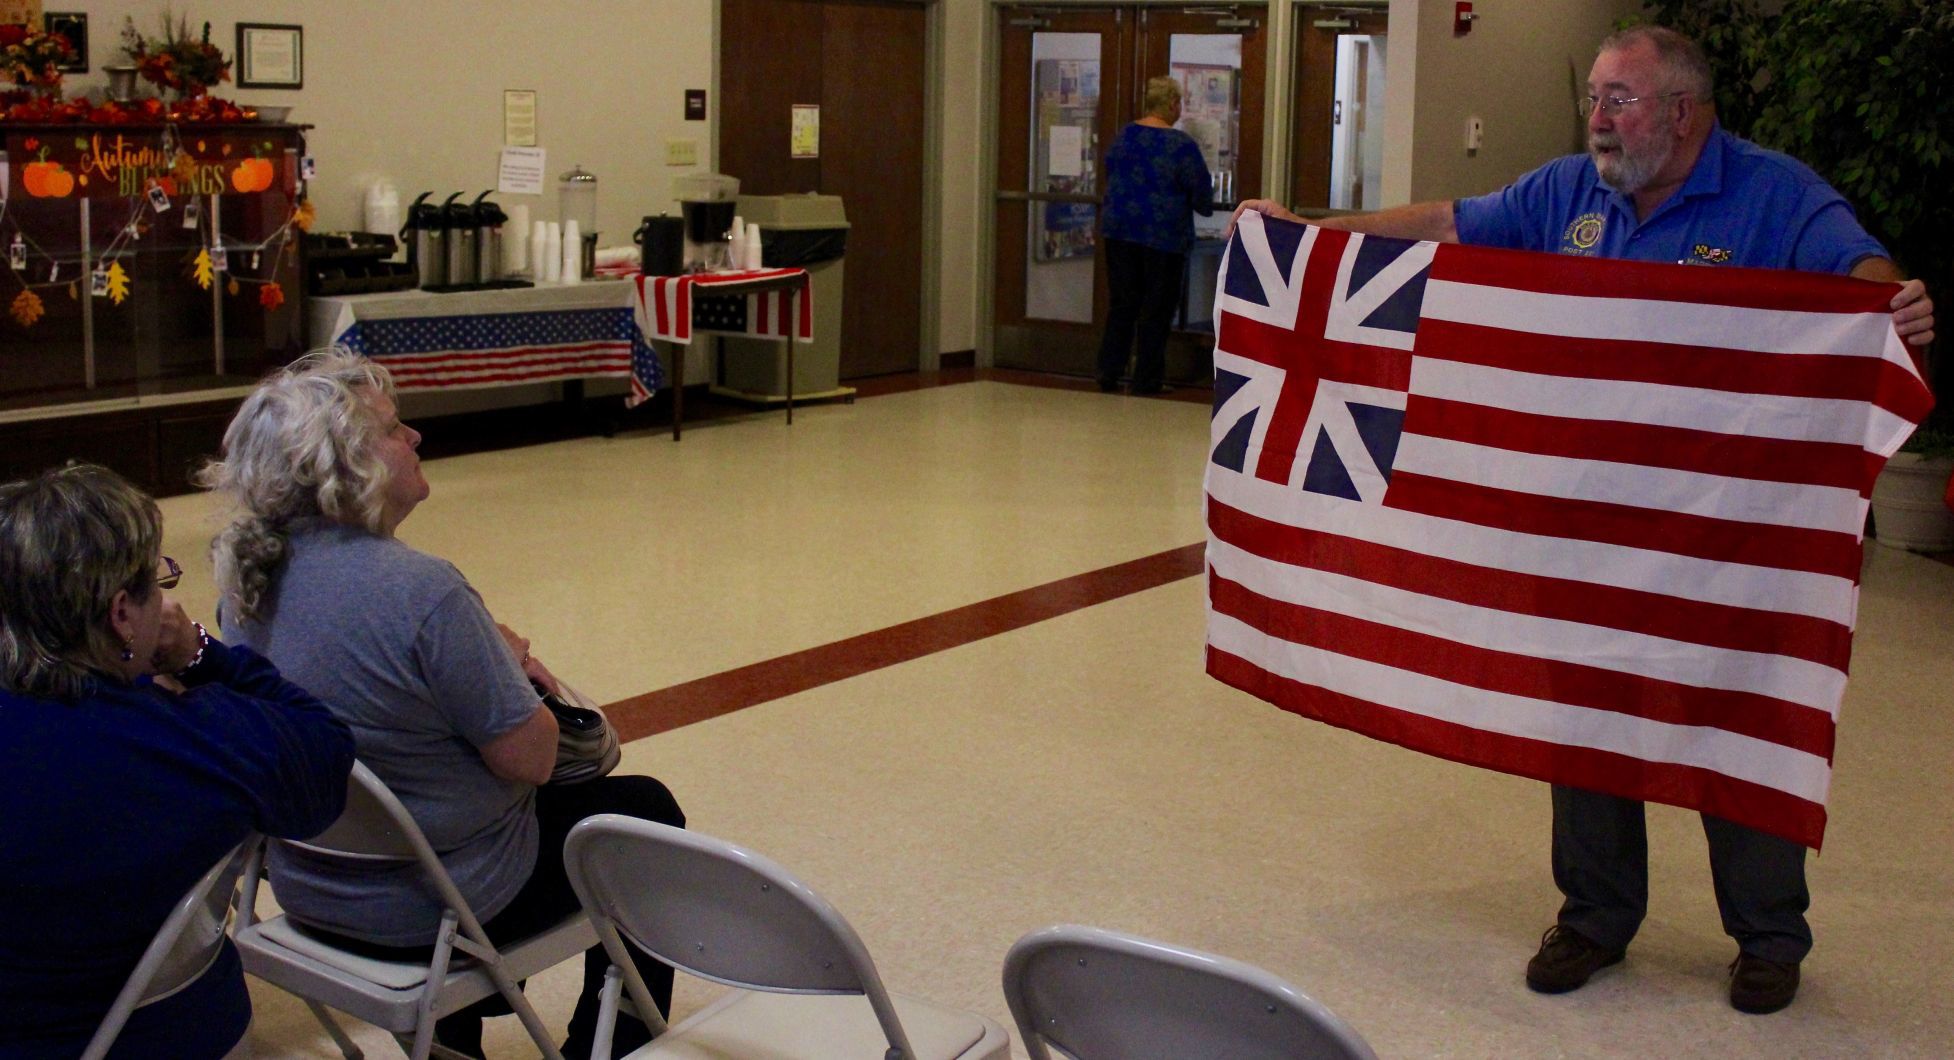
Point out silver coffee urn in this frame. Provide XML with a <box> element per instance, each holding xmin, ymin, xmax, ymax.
<box><xmin>443</xmin><ymin>192</ymin><xmax>477</xmax><ymax>287</ymax></box>
<box><xmin>473</xmin><ymin>191</ymin><xmax>507</xmax><ymax>284</ymax></box>
<box><xmin>401</xmin><ymin>191</ymin><xmax>448</xmax><ymax>289</ymax></box>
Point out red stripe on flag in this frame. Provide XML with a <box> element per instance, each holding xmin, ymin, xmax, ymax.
<box><xmin>1208</xmin><ymin>569</ymin><xmax>1836</xmax><ymax>755</ymax></box>
<box><xmin>798</xmin><ymin>279</ymin><xmax>812</xmax><ymax>339</ymax></box>
<box><xmin>1382</xmin><ymin>471</ymin><xmax>1863</xmax><ymax>581</ymax></box>
<box><xmin>1405</xmin><ymin>395</ymin><xmax>1883</xmax><ymax>495</ymax></box>
<box><xmin>1206</xmin><ymin>646</ymin><xmax>1827</xmax><ymax>848</ymax></box>
<box><xmin>1416</xmin><ymin>318</ymin><xmax>1931</xmax><ymax>422</ymax></box>
<box><xmin>377</xmin><ymin>342</ymin><xmax>630</xmax><ymax>368</ymax></box>
<box><xmin>1431</xmin><ymin>240</ymin><xmax>1900</xmax><ymax>318</ymax></box>
<box><xmin>1207</xmin><ymin>497</ymin><xmax>1853</xmax><ymax>670</ymax></box>
<box><xmin>676</xmin><ymin>277</ymin><xmax>693</xmax><ymax>341</ymax></box>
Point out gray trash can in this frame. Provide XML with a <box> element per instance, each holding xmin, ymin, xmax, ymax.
<box><xmin>715</xmin><ymin>194</ymin><xmax>850</xmax><ymax>401</ymax></box>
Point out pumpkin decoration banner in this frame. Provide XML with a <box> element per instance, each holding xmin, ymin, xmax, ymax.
<box><xmin>6</xmin><ymin>129</ymin><xmax>288</xmax><ymax>201</ymax></box>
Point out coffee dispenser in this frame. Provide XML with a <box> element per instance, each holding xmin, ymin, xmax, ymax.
<box><xmin>559</xmin><ymin>165</ymin><xmax>599</xmax><ymax>279</ymax></box>
<box><xmin>442</xmin><ymin>192</ymin><xmax>477</xmax><ymax>287</ymax></box>
<box><xmin>671</xmin><ymin>173</ymin><xmax>741</xmax><ymax>271</ymax></box>
<box><xmin>472</xmin><ymin>191</ymin><xmax>508</xmax><ymax>283</ymax></box>
<box><xmin>400</xmin><ymin>191</ymin><xmax>448</xmax><ymax>288</ymax></box>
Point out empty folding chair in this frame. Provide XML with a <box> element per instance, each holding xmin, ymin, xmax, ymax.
<box><xmin>562</xmin><ymin>813</ymin><xmax>1010</xmax><ymax>1060</ymax></box>
<box><xmin>232</xmin><ymin>762</ymin><xmax>595</xmax><ymax>1060</ymax></box>
<box><xmin>79</xmin><ymin>843</ymin><xmax>249</xmax><ymax>1060</ymax></box>
<box><xmin>1002</xmin><ymin>924</ymin><xmax>1376</xmax><ymax>1060</ymax></box>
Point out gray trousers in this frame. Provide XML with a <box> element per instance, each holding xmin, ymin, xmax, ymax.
<box><xmin>1551</xmin><ymin>784</ymin><xmax>1812</xmax><ymax>963</ymax></box>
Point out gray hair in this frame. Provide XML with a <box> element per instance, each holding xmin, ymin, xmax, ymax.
<box><xmin>198</xmin><ymin>347</ymin><xmax>399</xmax><ymax>622</ymax></box>
<box><xmin>1600</xmin><ymin>25</ymin><xmax>1714</xmax><ymax>100</ymax></box>
<box><xmin>1142</xmin><ymin>75</ymin><xmax>1182</xmax><ymax>120</ymax></box>
<box><xmin>0</xmin><ymin>463</ymin><xmax>162</xmax><ymax>699</ymax></box>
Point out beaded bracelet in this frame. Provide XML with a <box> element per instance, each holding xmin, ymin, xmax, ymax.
<box><xmin>174</xmin><ymin>621</ymin><xmax>212</xmax><ymax>677</ymax></box>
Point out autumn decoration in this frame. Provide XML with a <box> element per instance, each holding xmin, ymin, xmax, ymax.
<box><xmin>122</xmin><ymin>13</ymin><xmax>231</xmax><ymax>99</ymax></box>
<box><xmin>9</xmin><ymin>287</ymin><xmax>42</xmax><ymax>327</ymax></box>
<box><xmin>1</xmin><ymin>23</ymin><xmax>78</xmax><ymax>93</ymax></box>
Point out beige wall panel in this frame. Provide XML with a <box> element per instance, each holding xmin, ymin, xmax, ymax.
<box><xmin>1403</xmin><ymin>0</ymin><xmax>1640</xmax><ymax>202</ymax></box>
<box><xmin>62</xmin><ymin>0</ymin><xmax>714</xmax><ymax>252</ymax></box>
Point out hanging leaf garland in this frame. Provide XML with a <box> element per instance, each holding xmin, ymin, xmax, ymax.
<box><xmin>105</xmin><ymin>262</ymin><xmax>131</xmax><ymax>306</ymax></box>
<box><xmin>10</xmin><ymin>288</ymin><xmax>44</xmax><ymax>328</ymax></box>
<box><xmin>193</xmin><ymin>248</ymin><xmax>215</xmax><ymax>289</ymax></box>
<box><xmin>258</xmin><ymin>281</ymin><xmax>285</xmax><ymax>310</ymax></box>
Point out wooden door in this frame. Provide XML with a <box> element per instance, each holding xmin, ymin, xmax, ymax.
<box><xmin>720</xmin><ymin>0</ymin><xmax>926</xmax><ymax>379</ymax></box>
<box><xmin>1290</xmin><ymin>6</ymin><xmax>1387</xmax><ymax>210</ymax></box>
<box><xmin>992</xmin><ymin>6</ymin><xmax>1132</xmax><ymax>376</ymax></box>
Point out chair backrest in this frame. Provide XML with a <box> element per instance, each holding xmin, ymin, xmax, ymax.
<box><xmin>1001</xmin><ymin>925</ymin><xmax>1377</xmax><ymax>1060</ymax></box>
<box><xmin>80</xmin><ymin>843</ymin><xmax>248</xmax><ymax>1060</ymax></box>
<box><xmin>563</xmin><ymin>814</ymin><xmax>915</xmax><ymax>1053</ymax></box>
<box><xmin>262</xmin><ymin>761</ymin><xmax>488</xmax><ymax>939</ymax></box>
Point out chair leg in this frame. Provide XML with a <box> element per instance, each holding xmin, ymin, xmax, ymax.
<box><xmin>304</xmin><ymin>1000</ymin><xmax>365</xmax><ymax>1060</ymax></box>
<box><xmin>407</xmin><ymin>914</ymin><xmax>461</xmax><ymax>1060</ymax></box>
<box><xmin>479</xmin><ymin>957</ymin><xmax>566</xmax><ymax>1060</ymax></box>
<box><xmin>590</xmin><ymin>964</ymin><xmax>624</xmax><ymax>1060</ymax></box>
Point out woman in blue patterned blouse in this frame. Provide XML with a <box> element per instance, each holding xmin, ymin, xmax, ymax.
<box><xmin>1096</xmin><ymin>75</ymin><xmax>1215</xmax><ymax>395</ymax></box>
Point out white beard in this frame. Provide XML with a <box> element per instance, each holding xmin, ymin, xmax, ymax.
<box><xmin>1589</xmin><ymin>127</ymin><xmax>1674</xmax><ymax>195</ymax></box>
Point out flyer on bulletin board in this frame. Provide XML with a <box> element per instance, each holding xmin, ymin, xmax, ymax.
<box><xmin>790</xmin><ymin>104</ymin><xmax>820</xmax><ymax>159</ymax></box>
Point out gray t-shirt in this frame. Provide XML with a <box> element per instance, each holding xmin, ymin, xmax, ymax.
<box><xmin>228</xmin><ymin>521</ymin><xmax>541</xmax><ymax>946</ymax></box>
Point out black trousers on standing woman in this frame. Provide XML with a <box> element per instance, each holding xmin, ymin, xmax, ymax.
<box><xmin>1097</xmin><ymin>237</ymin><xmax>1186</xmax><ymax>394</ymax></box>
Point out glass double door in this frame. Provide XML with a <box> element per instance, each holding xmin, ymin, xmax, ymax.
<box><xmin>992</xmin><ymin>4</ymin><xmax>1265</xmax><ymax>381</ymax></box>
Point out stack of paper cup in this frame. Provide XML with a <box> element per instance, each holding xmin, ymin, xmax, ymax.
<box><xmin>529</xmin><ymin>220</ymin><xmax>548</xmax><ymax>280</ymax></box>
<box><xmin>745</xmin><ymin>222</ymin><xmax>764</xmax><ymax>271</ymax></box>
<box><xmin>506</xmin><ymin>204</ymin><xmax>530</xmax><ymax>275</ymax></box>
<box><xmin>561</xmin><ymin>220</ymin><xmax>582</xmax><ymax>284</ymax></box>
<box><xmin>543</xmin><ymin>222</ymin><xmax>562</xmax><ymax>283</ymax></box>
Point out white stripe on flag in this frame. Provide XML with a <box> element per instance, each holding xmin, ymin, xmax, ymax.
<box><xmin>1207</xmin><ymin>537</ymin><xmax>1846</xmax><ymax>715</ymax></box>
<box><xmin>1204</xmin><ymin>470</ymin><xmax>1857</xmax><ymax>625</ymax></box>
<box><xmin>1422</xmin><ymin>279</ymin><xmax>1893</xmax><ymax>358</ymax></box>
<box><xmin>1409</xmin><ymin>358</ymin><xmax>1914</xmax><ymax>448</ymax></box>
<box><xmin>1395</xmin><ymin>435</ymin><xmax>1866</xmax><ymax>534</ymax></box>
<box><xmin>1207</xmin><ymin>613</ymin><xmax>1834</xmax><ymax>802</ymax></box>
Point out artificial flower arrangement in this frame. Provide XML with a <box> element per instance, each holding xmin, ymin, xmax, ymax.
<box><xmin>0</xmin><ymin>22</ymin><xmax>78</xmax><ymax>92</ymax></box>
<box><xmin>121</xmin><ymin>12</ymin><xmax>231</xmax><ymax>98</ymax></box>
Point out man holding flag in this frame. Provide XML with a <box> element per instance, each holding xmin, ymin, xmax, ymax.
<box><xmin>1230</xmin><ymin>25</ymin><xmax>1932</xmax><ymax>1015</ymax></box>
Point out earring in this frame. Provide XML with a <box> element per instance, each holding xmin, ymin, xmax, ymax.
<box><xmin>120</xmin><ymin>638</ymin><xmax>135</xmax><ymax>662</ymax></box>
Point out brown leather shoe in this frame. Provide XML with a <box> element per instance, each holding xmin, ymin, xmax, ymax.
<box><xmin>1728</xmin><ymin>953</ymin><xmax>1800</xmax><ymax>1014</ymax></box>
<box><xmin>1525</xmin><ymin>925</ymin><xmax>1626</xmax><ymax>994</ymax></box>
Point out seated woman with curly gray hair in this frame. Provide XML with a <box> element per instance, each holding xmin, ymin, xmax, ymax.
<box><xmin>0</xmin><ymin>463</ymin><xmax>354</xmax><ymax>1060</ymax></box>
<box><xmin>201</xmin><ymin>348</ymin><xmax>682</xmax><ymax>1060</ymax></box>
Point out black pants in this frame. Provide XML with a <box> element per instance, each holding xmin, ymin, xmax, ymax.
<box><xmin>306</xmin><ymin>775</ymin><xmax>685</xmax><ymax>1060</ymax></box>
<box><xmin>1551</xmin><ymin>784</ymin><xmax>1811</xmax><ymax>963</ymax></box>
<box><xmin>1098</xmin><ymin>238</ymin><xmax>1185</xmax><ymax>393</ymax></box>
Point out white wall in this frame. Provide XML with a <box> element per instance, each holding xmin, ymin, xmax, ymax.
<box><xmin>63</xmin><ymin>1</ymin><xmax>715</xmax><ymax>250</ymax></box>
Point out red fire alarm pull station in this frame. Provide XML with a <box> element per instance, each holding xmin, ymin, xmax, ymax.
<box><xmin>1455</xmin><ymin>2</ymin><xmax>1475</xmax><ymax>35</ymax></box>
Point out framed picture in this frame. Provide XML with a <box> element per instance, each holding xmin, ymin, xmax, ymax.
<box><xmin>45</xmin><ymin>12</ymin><xmax>88</xmax><ymax>74</ymax></box>
<box><xmin>236</xmin><ymin>23</ymin><xmax>302</xmax><ymax>89</ymax></box>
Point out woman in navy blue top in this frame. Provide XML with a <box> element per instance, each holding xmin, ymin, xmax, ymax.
<box><xmin>1097</xmin><ymin>75</ymin><xmax>1214</xmax><ymax>395</ymax></box>
<box><xmin>0</xmin><ymin>464</ymin><xmax>353</xmax><ymax>1060</ymax></box>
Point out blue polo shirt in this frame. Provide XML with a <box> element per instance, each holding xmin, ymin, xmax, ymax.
<box><xmin>1454</xmin><ymin>124</ymin><xmax>1886</xmax><ymax>273</ymax></box>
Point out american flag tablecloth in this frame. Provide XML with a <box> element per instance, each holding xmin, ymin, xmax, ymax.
<box><xmin>314</xmin><ymin>281</ymin><xmax>659</xmax><ymax>394</ymax></box>
<box><xmin>632</xmin><ymin>269</ymin><xmax>813</xmax><ymax>405</ymax></box>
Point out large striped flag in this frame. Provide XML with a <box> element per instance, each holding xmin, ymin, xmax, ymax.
<box><xmin>631</xmin><ymin>269</ymin><xmax>814</xmax><ymax>406</ymax></box>
<box><xmin>1205</xmin><ymin>212</ymin><xmax>1932</xmax><ymax>849</ymax></box>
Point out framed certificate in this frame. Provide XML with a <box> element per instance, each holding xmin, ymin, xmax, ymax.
<box><xmin>236</xmin><ymin>23</ymin><xmax>302</xmax><ymax>89</ymax></box>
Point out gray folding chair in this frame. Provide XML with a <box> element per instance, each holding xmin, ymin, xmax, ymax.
<box><xmin>1002</xmin><ymin>924</ymin><xmax>1377</xmax><ymax>1060</ymax></box>
<box><xmin>562</xmin><ymin>813</ymin><xmax>1010</xmax><ymax>1060</ymax></box>
<box><xmin>79</xmin><ymin>842</ymin><xmax>249</xmax><ymax>1060</ymax></box>
<box><xmin>232</xmin><ymin>761</ymin><xmax>595</xmax><ymax>1060</ymax></box>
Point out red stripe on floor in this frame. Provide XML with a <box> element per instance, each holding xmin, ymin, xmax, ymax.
<box><xmin>606</xmin><ymin>543</ymin><xmax>1206</xmax><ymax>741</ymax></box>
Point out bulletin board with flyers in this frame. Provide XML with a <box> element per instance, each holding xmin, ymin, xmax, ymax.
<box><xmin>1173</xmin><ymin>62</ymin><xmax>1237</xmax><ymax>203</ymax></box>
<box><xmin>1032</xmin><ymin>57</ymin><xmax>1098</xmax><ymax>263</ymax></box>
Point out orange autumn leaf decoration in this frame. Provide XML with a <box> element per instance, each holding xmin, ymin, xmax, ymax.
<box><xmin>258</xmin><ymin>282</ymin><xmax>285</xmax><ymax>310</ymax></box>
<box><xmin>10</xmin><ymin>288</ymin><xmax>44</xmax><ymax>327</ymax></box>
<box><xmin>294</xmin><ymin>200</ymin><xmax>317</xmax><ymax>232</ymax></box>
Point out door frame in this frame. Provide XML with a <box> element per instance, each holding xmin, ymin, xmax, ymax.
<box><xmin>713</xmin><ymin>0</ymin><xmax>947</xmax><ymax>371</ymax></box>
<box><xmin>978</xmin><ymin>0</ymin><xmax>1275</xmax><ymax>371</ymax></box>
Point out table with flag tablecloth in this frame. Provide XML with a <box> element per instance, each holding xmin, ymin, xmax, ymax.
<box><xmin>308</xmin><ymin>279</ymin><xmax>661</xmax><ymax>395</ymax></box>
<box><xmin>633</xmin><ymin>268</ymin><xmax>813</xmax><ymax>440</ymax></box>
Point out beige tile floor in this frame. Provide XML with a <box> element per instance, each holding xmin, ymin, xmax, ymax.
<box><xmin>154</xmin><ymin>381</ymin><xmax>1954</xmax><ymax>1058</ymax></box>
